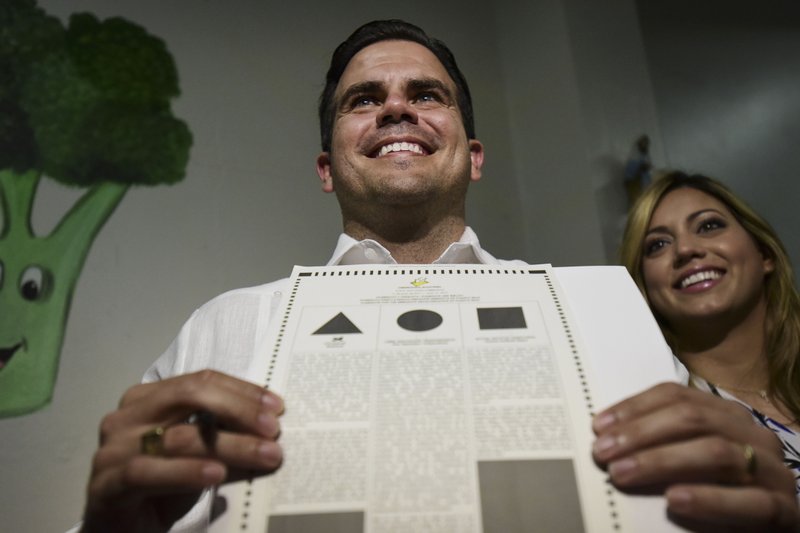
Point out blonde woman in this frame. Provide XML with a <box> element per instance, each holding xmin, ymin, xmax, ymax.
<box><xmin>619</xmin><ymin>171</ymin><xmax>799</xmax><ymax>500</ymax></box>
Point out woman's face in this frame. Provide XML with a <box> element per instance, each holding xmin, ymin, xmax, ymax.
<box><xmin>641</xmin><ymin>187</ymin><xmax>774</xmax><ymax>332</ymax></box>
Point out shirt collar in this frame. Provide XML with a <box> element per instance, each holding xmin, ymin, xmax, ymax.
<box><xmin>327</xmin><ymin>226</ymin><xmax>501</xmax><ymax>266</ymax></box>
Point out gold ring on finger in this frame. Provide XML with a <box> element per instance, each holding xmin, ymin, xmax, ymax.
<box><xmin>140</xmin><ymin>426</ymin><xmax>166</xmax><ymax>456</ymax></box>
<box><xmin>743</xmin><ymin>443</ymin><xmax>757</xmax><ymax>477</ymax></box>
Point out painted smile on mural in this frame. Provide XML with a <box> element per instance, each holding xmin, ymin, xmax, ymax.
<box><xmin>0</xmin><ymin>342</ymin><xmax>23</xmax><ymax>370</ymax></box>
<box><xmin>0</xmin><ymin>2</ymin><xmax>192</xmax><ymax>417</ymax></box>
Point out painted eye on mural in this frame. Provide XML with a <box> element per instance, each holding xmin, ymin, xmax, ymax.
<box><xmin>19</xmin><ymin>265</ymin><xmax>50</xmax><ymax>301</ymax></box>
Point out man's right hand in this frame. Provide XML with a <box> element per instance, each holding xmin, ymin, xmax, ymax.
<box><xmin>81</xmin><ymin>370</ymin><xmax>284</xmax><ymax>532</ymax></box>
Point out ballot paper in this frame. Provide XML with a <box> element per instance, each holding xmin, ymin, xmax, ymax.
<box><xmin>210</xmin><ymin>264</ymin><xmax>682</xmax><ymax>532</ymax></box>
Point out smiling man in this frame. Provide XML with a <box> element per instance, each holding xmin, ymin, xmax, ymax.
<box><xmin>76</xmin><ymin>20</ymin><xmax>798</xmax><ymax>532</ymax></box>
<box><xmin>315</xmin><ymin>38</ymin><xmax>484</xmax><ymax>263</ymax></box>
<box><xmin>78</xmin><ymin>21</ymin><xmax>525</xmax><ymax>533</ymax></box>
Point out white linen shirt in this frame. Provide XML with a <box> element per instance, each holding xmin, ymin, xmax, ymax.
<box><xmin>144</xmin><ymin>227</ymin><xmax>525</xmax><ymax>383</ymax></box>
<box><xmin>142</xmin><ymin>227</ymin><xmax>526</xmax><ymax>531</ymax></box>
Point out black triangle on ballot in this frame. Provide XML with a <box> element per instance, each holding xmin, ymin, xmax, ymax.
<box><xmin>313</xmin><ymin>312</ymin><xmax>362</xmax><ymax>335</ymax></box>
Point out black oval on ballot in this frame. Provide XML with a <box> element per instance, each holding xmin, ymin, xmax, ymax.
<box><xmin>397</xmin><ymin>309</ymin><xmax>443</xmax><ymax>332</ymax></box>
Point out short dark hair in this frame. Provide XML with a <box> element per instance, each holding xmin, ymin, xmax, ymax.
<box><xmin>318</xmin><ymin>19</ymin><xmax>475</xmax><ymax>152</ymax></box>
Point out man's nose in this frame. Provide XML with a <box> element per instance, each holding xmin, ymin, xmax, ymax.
<box><xmin>378</xmin><ymin>95</ymin><xmax>418</xmax><ymax>126</ymax></box>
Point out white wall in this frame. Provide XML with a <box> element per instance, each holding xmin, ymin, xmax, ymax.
<box><xmin>491</xmin><ymin>0</ymin><xmax>665</xmax><ymax>266</ymax></box>
<box><xmin>563</xmin><ymin>0</ymin><xmax>665</xmax><ymax>261</ymax></box>
<box><xmin>494</xmin><ymin>0</ymin><xmax>609</xmax><ymax>266</ymax></box>
<box><xmin>638</xmin><ymin>0</ymin><xmax>800</xmax><ymax>272</ymax></box>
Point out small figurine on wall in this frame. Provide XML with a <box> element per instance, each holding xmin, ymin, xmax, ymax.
<box><xmin>623</xmin><ymin>134</ymin><xmax>652</xmax><ymax>207</ymax></box>
<box><xmin>0</xmin><ymin>0</ymin><xmax>192</xmax><ymax>416</ymax></box>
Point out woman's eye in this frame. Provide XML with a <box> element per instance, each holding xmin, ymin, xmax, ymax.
<box><xmin>698</xmin><ymin>218</ymin><xmax>726</xmax><ymax>233</ymax></box>
<box><xmin>644</xmin><ymin>239</ymin><xmax>668</xmax><ymax>256</ymax></box>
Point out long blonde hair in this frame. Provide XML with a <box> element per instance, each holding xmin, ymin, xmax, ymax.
<box><xmin>620</xmin><ymin>171</ymin><xmax>800</xmax><ymax>420</ymax></box>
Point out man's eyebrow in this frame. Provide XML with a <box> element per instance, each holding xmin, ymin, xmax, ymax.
<box><xmin>337</xmin><ymin>77</ymin><xmax>454</xmax><ymax>108</ymax></box>
<box><xmin>407</xmin><ymin>77</ymin><xmax>453</xmax><ymax>99</ymax></box>
<box><xmin>338</xmin><ymin>81</ymin><xmax>384</xmax><ymax>108</ymax></box>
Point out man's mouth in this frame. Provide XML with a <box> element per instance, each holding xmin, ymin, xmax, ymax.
<box><xmin>0</xmin><ymin>342</ymin><xmax>22</xmax><ymax>371</ymax></box>
<box><xmin>371</xmin><ymin>140</ymin><xmax>431</xmax><ymax>158</ymax></box>
<box><xmin>376</xmin><ymin>141</ymin><xmax>425</xmax><ymax>157</ymax></box>
<box><xmin>676</xmin><ymin>269</ymin><xmax>723</xmax><ymax>289</ymax></box>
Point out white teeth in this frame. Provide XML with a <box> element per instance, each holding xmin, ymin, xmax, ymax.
<box><xmin>680</xmin><ymin>270</ymin><xmax>721</xmax><ymax>288</ymax></box>
<box><xmin>377</xmin><ymin>142</ymin><xmax>424</xmax><ymax>157</ymax></box>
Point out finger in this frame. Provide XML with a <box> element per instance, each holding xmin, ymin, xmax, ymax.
<box><xmin>594</xmin><ymin>382</ymin><xmax>752</xmax><ymax>435</ymax></box>
<box><xmin>107</xmin><ymin>371</ymin><xmax>283</xmax><ymax>439</ymax></box>
<box><xmin>593</xmin><ymin>382</ymin><xmax>689</xmax><ymax>432</ymax></box>
<box><xmin>88</xmin><ymin>455</ymin><xmax>227</xmax><ymax>507</ymax></box>
<box><xmin>87</xmin><ymin>427</ymin><xmax>282</xmax><ymax>516</ymax></box>
<box><xmin>593</xmin><ymin>391</ymin><xmax>776</xmax><ymax>465</ymax></box>
<box><xmin>100</xmin><ymin>407</ymin><xmax>282</xmax><ymax>462</ymax></box>
<box><xmin>160</xmin><ymin>424</ymin><xmax>283</xmax><ymax>471</ymax></box>
<box><xmin>665</xmin><ymin>484</ymin><xmax>799</xmax><ymax>532</ymax></box>
<box><xmin>606</xmin><ymin>436</ymin><xmax>792</xmax><ymax>494</ymax></box>
<box><xmin>592</xmin><ymin>401</ymin><xmax>763</xmax><ymax>465</ymax></box>
<box><xmin>122</xmin><ymin>371</ymin><xmax>283</xmax><ymax>420</ymax></box>
<box><xmin>120</xmin><ymin>370</ymin><xmax>274</xmax><ymax>407</ymax></box>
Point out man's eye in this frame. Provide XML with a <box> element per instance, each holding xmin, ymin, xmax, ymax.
<box><xmin>353</xmin><ymin>96</ymin><xmax>378</xmax><ymax>107</ymax></box>
<box><xmin>415</xmin><ymin>92</ymin><xmax>439</xmax><ymax>103</ymax></box>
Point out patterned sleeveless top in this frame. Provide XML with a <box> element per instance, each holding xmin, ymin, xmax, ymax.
<box><xmin>691</xmin><ymin>375</ymin><xmax>800</xmax><ymax>496</ymax></box>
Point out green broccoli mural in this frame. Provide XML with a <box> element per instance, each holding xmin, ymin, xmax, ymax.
<box><xmin>0</xmin><ymin>0</ymin><xmax>192</xmax><ymax>417</ymax></box>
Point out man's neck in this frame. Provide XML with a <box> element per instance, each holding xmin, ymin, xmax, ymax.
<box><xmin>343</xmin><ymin>214</ymin><xmax>467</xmax><ymax>264</ymax></box>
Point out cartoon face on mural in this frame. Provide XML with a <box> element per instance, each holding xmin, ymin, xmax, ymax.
<box><xmin>0</xmin><ymin>0</ymin><xmax>192</xmax><ymax>416</ymax></box>
<box><xmin>0</xmin><ymin>264</ymin><xmax>52</xmax><ymax>371</ymax></box>
<box><xmin>0</xmin><ymin>248</ymin><xmax>49</xmax><ymax>377</ymax></box>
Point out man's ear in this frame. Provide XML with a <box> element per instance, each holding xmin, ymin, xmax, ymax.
<box><xmin>469</xmin><ymin>140</ymin><xmax>484</xmax><ymax>182</ymax></box>
<box><xmin>316</xmin><ymin>152</ymin><xmax>334</xmax><ymax>193</ymax></box>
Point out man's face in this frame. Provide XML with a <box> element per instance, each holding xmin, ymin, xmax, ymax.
<box><xmin>316</xmin><ymin>40</ymin><xmax>483</xmax><ymax>216</ymax></box>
